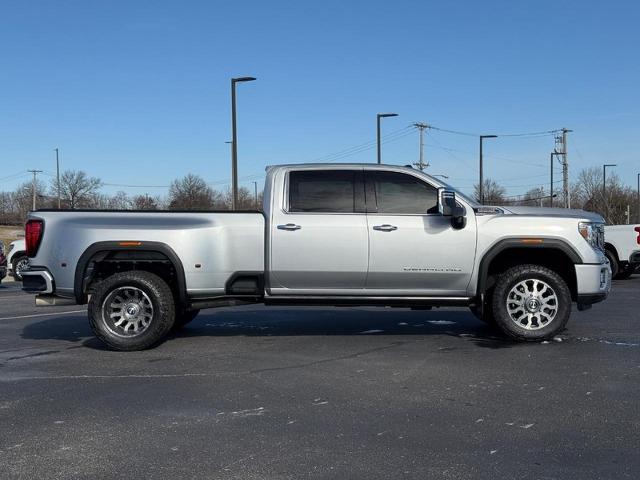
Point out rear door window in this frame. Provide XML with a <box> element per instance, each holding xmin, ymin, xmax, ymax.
<box><xmin>288</xmin><ymin>170</ymin><xmax>363</xmax><ymax>213</ymax></box>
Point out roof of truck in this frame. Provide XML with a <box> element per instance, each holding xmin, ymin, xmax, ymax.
<box><xmin>265</xmin><ymin>163</ymin><xmax>417</xmax><ymax>171</ymax></box>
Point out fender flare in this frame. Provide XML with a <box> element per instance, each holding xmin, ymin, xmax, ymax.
<box><xmin>74</xmin><ymin>241</ymin><xmax>187</xmax><ymax>304</ymax></box>
<box><xmin>476</xmin><ymin>238</ymin><xmax>582</xmax><ymax>294</ymax></box>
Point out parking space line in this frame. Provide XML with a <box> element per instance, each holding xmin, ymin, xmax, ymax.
<box><xmin>0</xmin><ymin>310</ymin><xmax>86</xmax><ymax>321</ymax></box>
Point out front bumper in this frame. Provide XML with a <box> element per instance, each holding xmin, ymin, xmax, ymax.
<box><xmin>575</xmin><ymin>262</ymin><xmax>611</xmax><ymax>306</ymax></box>
<box><xmin>21</xmin><ymin>268</ymin><xmax>55</xmax><ymax>294</ymax></box>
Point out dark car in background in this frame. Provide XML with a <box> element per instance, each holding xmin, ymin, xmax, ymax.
<box><xmin>0</xmin><ymin>242</ymin><xmax>7</xmax><ymax>284</ymax></box>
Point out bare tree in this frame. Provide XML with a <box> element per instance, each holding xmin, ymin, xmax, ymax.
<box><xmin>222</xmin><ymin>186</ymin><xmax>255</xmax><ymax>210</ymax></box>
<box><xmin>108</xmin><ymin>191</ymin><xmax>132</xmax><ymax>210</ymax></box>
<box><xmin>13</xmin><ymin>179</ymin><xmax>47</xmax><ymax>221</ymax></box>
<box><xmin>473</xmin><ymin>179</ymin><xmax>506</xmax><ymax>205</ymax></box>
<box><xmin>168</xmin><ymin>174</ymin><xmax>216</xmax><ymax>210</ymax></box>
<box><xmin>133</xmin><ymin>194</ymin><xmax>160</xmax><ymax>210</ymax></box>
<box><xmin>52</xmin><ymin>170</ymin><xmax>103</xmax><ymax>209</ymax></box>
<box><xmin>571</xmin><ymin>167</ymin><xmax>637</xmax><ymax>224</ymax></box>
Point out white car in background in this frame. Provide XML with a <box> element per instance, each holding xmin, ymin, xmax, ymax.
<box><xmin>604</xmin><ymin>225</ymin><xmax>640</xmax><ymax>279</ymax></box>
<box><xmin>7</xmin><ymin>238</ymin><xmax>29</xmax><ymax>282</ymax></box>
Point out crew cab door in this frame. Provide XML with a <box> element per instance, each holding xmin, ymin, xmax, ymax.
<box><xmin>364</xmin><ymin>170</ymin><xmax>477</xmax><ymax>296</ymax></box>
<box><xmin>268</xmin><ymin>169</ymin><xmax>369</xmax><ymax>294</ymax></box>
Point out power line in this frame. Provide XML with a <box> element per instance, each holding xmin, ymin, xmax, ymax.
<box><xmin>310</xmin><ymin>126</ymin><xmax>415</xmax><ymax>163</ymax></box>
<box><xmin>430</xmin><ymin>126</ymin><xmax>562</xmax><ymax>138</ymax></box>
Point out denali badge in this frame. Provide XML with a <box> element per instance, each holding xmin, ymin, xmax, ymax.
<box><xmin>403</xmin><ymin>267</ymin><xmax>462</xmax><ymax>272</ymax></box>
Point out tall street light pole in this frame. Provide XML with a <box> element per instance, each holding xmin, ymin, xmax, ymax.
<box><xmin>603</xmin><ymin>163</ymin><xmax>616</xmax><ymax>221</ymax></box>
<box><xmin>479</xmin><ymin>135</ymin><xmax>497</xmax><ymax>204</ymax></box>
<box><xmin>231</xmin><ymin>76</ymin><xmax>256</xmax><ymax>210</ymax></box>
<box><xmin>376</xmin><ymin>113</ymin><xmax>398</xmax><ymax>164</ymax></box>
<box><xmin>637</xmin><ymin>173</ymin><xmax>640</xmax><ymax>223</ymax></box>
<box><xmin>55</xmin><ymin>148</ymin><xmax>61</xmax><ymax>209</ymax></box>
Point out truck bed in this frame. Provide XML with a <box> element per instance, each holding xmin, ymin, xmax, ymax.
<box><xmin>28</xmin><ymin>210</ymin><xmax>265</xmax><ymax>299</ymax></box>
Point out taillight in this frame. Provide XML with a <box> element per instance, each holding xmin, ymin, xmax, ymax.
<box><xmin>635</xmin><ymin>226</ymin><xmax>640</xmax><ymax>245</ymax></box>
<box><xmin>25</xmin><ymin>219</ymin><xmax>44</xmax><ymax>257</ymax></box>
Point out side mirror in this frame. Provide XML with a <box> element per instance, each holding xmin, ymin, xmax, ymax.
<box><xmin>438</xmin><ymin>188</ymin><xmax>466</xmax><ymax>229</ymax></box>
<box><xmin>438</xmin><ymin>189</ymin><xmax>457</xmax><ymax>217</ymax></box>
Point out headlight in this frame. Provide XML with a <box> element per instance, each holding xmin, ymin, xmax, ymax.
<box><xmin>578</xmin><ymin>222</ymin><xmax>604</xmax><ymax>251</ymax></box>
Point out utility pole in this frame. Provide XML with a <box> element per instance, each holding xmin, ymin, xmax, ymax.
<box><xmin>550</xmin><ymin>152</ymin><xmax>562</xmax><ymax>208</ymax></box>
<box><xmin>539</xmin><ymin>186</ymin><xmax>544</xmax><ymax>207</ymax></box>
<box><xmin>603</xmin><ymin>164</ymin><xmax>617</xmax><ymax>221</ymax></box>
<box><xmin>55</xmin><ymin>148</ymin><xmax>61</xmax><ymax>209</ymax></box>
<box><xmin>554</xmin><ymin>128</ymin><xmax>572</xmax><ymax>208</ymax></box>
<box><xmin>412</xmin><ymin>123</ymin><xmax>430</xmax><ymax>171</ymax></box>
<box><xmin>626</xmin><ymin>204</ymin><xmax>630</xmax><ymax>225</ymax></box>
<box><xmin>479</xmin><ymin>135</ymin><xmax>497</xmax><ymax>204</ymax></box>
<box><xmin>252</xmin><ymin>181</ymin><xmax>258</xmax><ymax>208</ymax></box>
<box><xmin>28</xmin><ymin>169</ymin><xmax>43</xmax><ymax>210</ymax></box>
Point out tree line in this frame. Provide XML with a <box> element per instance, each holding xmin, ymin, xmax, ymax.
<box><xmin>476</xmin><ymin>166</ymin><xmax>638</xmax><ymax>224</ymax></box>
<box><xmin>0</xmin><ymin>170</ymin><xmax>261</xmax><ymax>225</ymax></box>
<box><xmin>0</xmin><ymin>167</ymin><xmax>637</xmax><ymax>225</ymax></box>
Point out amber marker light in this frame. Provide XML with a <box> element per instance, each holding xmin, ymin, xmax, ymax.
<box><xmin>520</xmin><ymin>238</ymin><xmax>544</xmax><ymax>244</ymax></box>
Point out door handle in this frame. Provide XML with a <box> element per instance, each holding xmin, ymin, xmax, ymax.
<box><xmin>373</xmin><ymin>224</ymin><xmax>398</xmax><ymax>232</ymax></box>
<box><xmin>277</xmin><ymin>223</ymin><xmax>302</xmax><ymax>231</ymax></box>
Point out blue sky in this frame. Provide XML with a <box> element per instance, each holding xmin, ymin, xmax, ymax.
<box><xmin>1</xmin><ymin>0</ymin><xmax>639</xmax><ymax>198</ymax></box>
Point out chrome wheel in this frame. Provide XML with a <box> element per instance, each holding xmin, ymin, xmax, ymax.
<box><xmin>14</xmin><ymin>257</ymin><xmax>30</xmax><ymax>279</ymax></box>
<box><xmin>506</xmin><ymin>279</ymin><xmax>558</xmax><ymax>330</ymax></box>
<box><xmin>102</xmin><ymin>286</ymin><xmax>154</xmax><ymax>337</ymax></box>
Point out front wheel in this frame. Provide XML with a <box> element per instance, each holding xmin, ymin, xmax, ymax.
<box><xmin>604</xmin><ymin>250</ymin><xmax>619</xmax><ymax>279</ymax></box>
<box><xmin>88</xmin><ymin>271</ymin><xmax>176</xmax><ymax>351</ymax></box>
<box><xmin>492</xmin><ymin>264</ymin><xmax>571</xmax><ymax>342</ymax></box>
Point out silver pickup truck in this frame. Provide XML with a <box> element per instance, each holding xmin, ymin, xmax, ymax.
<box><xmin>22</xmin><ymin>163</ymin><xmax>611</xmax><ymax>350</ymax></box>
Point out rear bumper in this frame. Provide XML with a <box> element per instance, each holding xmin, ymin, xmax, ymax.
<box><xmin>0</xmin><ymin>265</ymin><xmax>6</xmax><ymax>279</ymax></box>
<box><xmin>574</xmin><ymin>262</ymin><xmax>611</xmax><ymax>305</ymax></box>
<box><xmin>21</xmin><ymin>268</ymin><xmax>55</xmax><ymax>294</ymax></box>
<box><xmin>629</xmin><ymin>250</ymin><xmax>640</xmax><ymax>265</ymax></box>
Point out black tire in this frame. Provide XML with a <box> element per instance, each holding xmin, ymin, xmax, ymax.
<box><xmin>11</xmin><ymin>255</ymin><xmax>29</xmax><ymax>282</ymax></box>
<box><xmin>616</xmin><ymin>263</ymin><xmax>636</xmax><ymax>280</ymax></box>
<box><xmin>492</xmin><ymin>264</ymin><xmax>571</xmax><ymax>342</ymax></box>
<box><xmin>172</xmin><ymin>309</ymin><xmax>200</xmax><ymax>330</ymax></box>
<box><xmin>604</xmin><ymin>250</ymin><xmax>619</xmax><ymax>279</ymax></box>
<box><xmin>88</xmin><ymin>271</ymin><xmax>176</xmax><ymax>351</ymax></box>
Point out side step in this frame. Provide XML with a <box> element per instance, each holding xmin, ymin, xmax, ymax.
<box><xmin>35</xmin><ymin>294</ymin><xmax>77</xmax><ymax>307</ymax></box>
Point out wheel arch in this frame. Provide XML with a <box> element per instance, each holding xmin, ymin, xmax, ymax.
<box><xmin>604</xmin><ymin>242</ymin><xmax>619</xmax><ymax>262</ymax></box>
<box><xmin>74</xmin><ymin>241</ymin><xmax>187</xmax><ymax>305</ymax></box>
<box><xmin>477</xmin><ymin>238</ymin><xmax>581</xmax><ymax>300</ymax></box>
<box><xmin>10</xmin><ymin>250</ymin><xmax>27</xmax><ymax>266</ymax></box>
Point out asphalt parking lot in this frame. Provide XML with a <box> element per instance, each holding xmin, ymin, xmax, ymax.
<box><xmin>1</xmin><ymin>277</ymin><xmax>639</xmax><ymax>479</ymax></box>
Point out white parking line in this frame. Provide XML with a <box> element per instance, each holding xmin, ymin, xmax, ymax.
<box><xmin>0</xmin><ymin>310</ymin><xmax>86</xmax><ymax>321</ymax></box>
<box><xmin>0</xmin><ymin>295</ymin><xmax>31</xmax><ymax>300</ymax></box>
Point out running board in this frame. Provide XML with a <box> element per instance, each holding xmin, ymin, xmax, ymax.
<box><xmin>264</xmin><ymin>296</ymin><xmax>473</xmax><ymax>308</ymax></box>
<box><xmin>35</xmin><ymin>294</ymin><xmax>77</xmax><ymax>307</ymax></box>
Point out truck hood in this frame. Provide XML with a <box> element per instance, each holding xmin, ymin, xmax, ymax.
<box><xmin>494</xmin><ymin>206</ymin><xmax>604</xmax><ymax>222</ymax></box>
